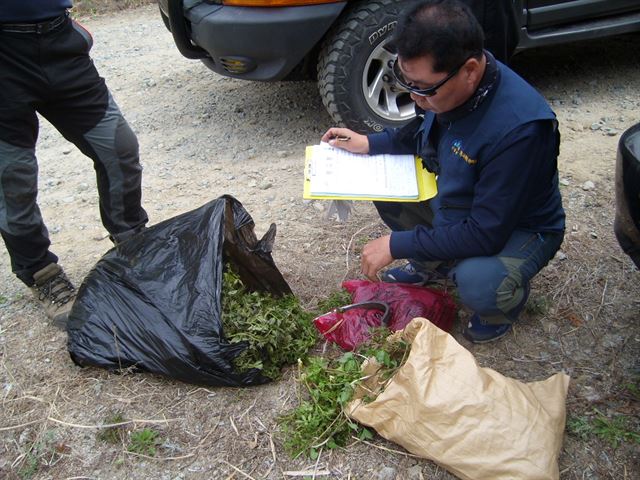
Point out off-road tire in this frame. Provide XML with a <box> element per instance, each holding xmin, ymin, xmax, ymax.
<box><xmin>317</xmin><ymin>0</ymin><xmax>413</xmax><ymax>133</ymax></box>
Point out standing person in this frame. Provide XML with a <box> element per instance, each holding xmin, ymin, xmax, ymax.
<box><xmin>0</xmin><ymin>1</ymin><xmax>149</xmax><ymax>328</ymax></box>
<box><xmin>321</xmin><ymin>0</ymin><xmax>565</xmax><ymax>343</ymax></box>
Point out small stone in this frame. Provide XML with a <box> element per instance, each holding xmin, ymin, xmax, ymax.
<box><xmin>559</xmin><ymin>178</ymin><xmax>570</xmax><ymax>186</ymax></box>
<box><xmin>144</xmin><ymin>78</ymin><xmax>156</xmax><ymax>87</ymax></box>
<box><xmin>590</xmin><ymin>123</ymin><xmax>601</xmax><ymax>131</ymax></box>
<box><xmin>277</xmin><ymin>150</ymin><xmax>288</xmax><ymax>158</ymax></box>
<box><xmin>407</xmin><ymin>465</ymin><xmax>424</xmax><ymax>480</ymax></box>
<box><xmin>313</xmin><ymin>202</ymin><xmax>325</xmax><ymax>212</ymax></box>
<box><xmin>556</xmin><ymin>251</ymin><xmax>567</xmax><ymax>260</ymax></box>
<box><xmin>590</xmin><ymin>232</ymin><xmax>598</xmax><ymax>239</ymax></box>
<box><xmin>377</xmin><ymin>466</ymin><xmax>397</xmax><ymax>480</ymax></box>
<box><xmin>248</xmin><ymin>179</ymin><xmax>257</xmax><ymax>188</ymax></box>
<box><xmin>259</xmin><ymin>181</ymin><xmax>272</xmax><ymax>190</ymax></box>
<box><xmin>62</xmin><ymin>148</ymin><xmax>72</xmax><ymax>155</ymax></box>
<box><xmin>582</xmin><ymin>181</ymin><xmax>595</xmax><ymax>191</ymax></box>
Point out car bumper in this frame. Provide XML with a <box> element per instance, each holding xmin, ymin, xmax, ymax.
<box><xmin>162</xmin><ymin>2</ymin><xmax>347</xmax><ymax>81</ymax></box>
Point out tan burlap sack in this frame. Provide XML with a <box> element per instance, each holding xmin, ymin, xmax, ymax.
<box><xmin>347</xmin><ymin>318</ymin><xmax>570</xmax><ymax>480</ymax></box>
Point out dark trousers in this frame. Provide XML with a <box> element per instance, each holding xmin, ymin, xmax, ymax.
<box><xmin>0</xmin><ymin>15</ymin><xmax>148</xmax><ymax>285</ymax></box>
<box><xmin>374</xmin><ymin>201</ymin><xmax>564</xmax><ymax>324</ymax></box>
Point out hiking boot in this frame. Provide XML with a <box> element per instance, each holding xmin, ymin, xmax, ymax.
<box><xmin>381</xmin><ymin>261</ymin><xmax>448</xmax><ymax>286</ymax></box>
<box><xmin>462</xmin><ymin>314</ymin><xmax>512</xmax><ymax>344</ymax></box>
<box><xmin>30</xmin><ymin>263</ymin><xmax>76</xmax><ymax>330</ymax></box>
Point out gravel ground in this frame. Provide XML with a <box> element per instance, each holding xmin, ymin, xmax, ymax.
<box><xmin>1</xmin><ymin>5</ymin><xmax>639</xmax><ymax>479</ymax></box>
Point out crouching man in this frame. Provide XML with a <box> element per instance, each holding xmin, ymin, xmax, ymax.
<box><xmin>322</xmin><ymin>0</ymin><xmax>565</xmax><ymax>343</ymax></box>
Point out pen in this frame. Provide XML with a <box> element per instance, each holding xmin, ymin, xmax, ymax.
<box><xmin>333</xmin><ymin>135</ymin><xmax>351</xmax><ymax>142</ymax></box>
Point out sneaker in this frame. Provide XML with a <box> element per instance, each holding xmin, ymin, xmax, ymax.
<box><xmin>381</xmin><ymin>262</ymin><xmax>448</xmax><ymax>285</ymax></box>
<box><xmin>462</xmin><ymin>314</ymin><xmax>511</xmax><ymax>344</ymax></box>
<box><xmin>30</xmin><ymin>263</ymin><xmax>76</xmax><ymax>330</ymax></box>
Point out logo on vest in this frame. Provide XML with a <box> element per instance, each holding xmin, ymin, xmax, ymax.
<box><xmin>451</xmin><ymin>140</ymin><xmax>477</xmax><ymax>165</ymax></box>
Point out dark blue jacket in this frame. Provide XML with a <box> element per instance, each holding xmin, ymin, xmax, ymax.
<box><xmin>368</xmin><ymin>58</ymin><xmax>565</xmax><ymax>262</ymax></box>
<box><xmin>1</xmin><ymin>1</ymin><xmax>72</xmax><ymax>22</ymax></box>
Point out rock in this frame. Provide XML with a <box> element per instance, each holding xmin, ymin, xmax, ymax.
<box><xmin>407</xmin><ymin>465</ymin><xmax>424</xmax><ymax>480</ymax></box>
<box><xmin>555</xmin><ymin>251</ymin><xmax>567</xmax><ymax>260</ymax></box>
<box><xmin>46</xmin><ymin>178</ymin><xmax>61</xmax><ymax>187</ymax></box>
<box><xmin>377</xmin><ymin>467</ymin><xmax>397</xmax><ymax>480</ymax></box>
<box><xmin>62</xmin><ymin>147</ymin><xmax>72</xmax><ymax>155</ymax></box>
<box><xmin>259</xmin><ymin>181</ymin><xmax>272</xmax><ymax>190</ymax></box>
<box><xmin>590</xmin><ymin>123</ymin><xmax>601</xmax><ymax>131</ymax></box>
<box><xmin>559</xmin><ymin>178</ymin><xmax>570</xmax><ymax>186</ymax></box>
<box><xmin>248</xmin><ymin>179</ymin><xmax>257</xmax><ymax>187</ymax></box>
<box><xmin>590</xmin><ymin>232</ymin><xmax>598</xmax><ymax>239</ymax></box>
<box><xmin>582</xmin><ymin>181</ymin><xmax>595</xmax><ymax>191</ymax></box>
<box><xmin>313</xmin><ymin>202</ymin><xmax>325</xmax><ymax>212</ymax></box>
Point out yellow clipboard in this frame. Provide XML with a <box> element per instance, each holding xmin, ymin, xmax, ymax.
<box><xmin>302</xmin><ymin>146</ymin><xmax>437</xmax><ymax>202</ymax></box>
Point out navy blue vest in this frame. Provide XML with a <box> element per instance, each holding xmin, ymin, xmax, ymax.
<box><xmin>421</xmin><ymin>62</ymin><xmax>564</xmax><ymax>233</ymax></box>
<box><xmin>1</xmin><ymin>1</ymin><xmax>72</xmax><ymax>22</ymax></box>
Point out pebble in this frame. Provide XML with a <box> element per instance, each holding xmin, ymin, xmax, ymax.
<box><xmin>259</xmin><ymin>181</ymin><xmax>273</xmax><ymax>190</ymax></box>
<box><xmin>556</xmin><ymin>251</ymin><xmax>567</xmax><ymax>260</ymax></box>
<box><xmin>407</xmin><ymin>465</ymin><xmax>424</xmax><ymax>480</ymax></box>
<box><xmin>377</xmin><ymin>466</ymin><xmax>397</xmax><ymax>480</ymax></box>
<box><xmin>582</xmin><ymin>181</ymin><xmax>595</xmax><ymax>191</ymax></box>
<box><xmin>590</xmin><ymin>232</ymin><xmax>598</xmax><ymax>238</ymax></box>
<box><xmin>313</xmin><ymin>202</ymin><xmax>325</xmax><ymax>212</ymax></box>
<box><xmin>62</xmin><ymin>148</ymin><xmax>72</xmax><ymax>155</ymax></box>
<box><xmin>559</xmin><ymin>178</ymin><xmax>570</xmax><ymax>186</ymax></box>
<box><xmin>590</xmin><ymin>123</ymin><xmax>601</xmax><ymax>131</ymax></box>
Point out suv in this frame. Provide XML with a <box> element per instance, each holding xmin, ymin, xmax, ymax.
<box><xmin>159</xmin><ymin>0</ymin><xmax>640</xmax><ymax>133</ymax></box>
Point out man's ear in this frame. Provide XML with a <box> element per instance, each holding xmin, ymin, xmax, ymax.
<box><xmin>464</xmin><ymin>57</ymin><xmax>483</xmax><ymax>86</ymax></box>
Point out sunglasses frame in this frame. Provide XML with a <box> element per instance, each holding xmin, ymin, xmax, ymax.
<box><xmin>392</xmin><ymin>56</ymin><xmax>471</xmax><ymax>97</ymax></box>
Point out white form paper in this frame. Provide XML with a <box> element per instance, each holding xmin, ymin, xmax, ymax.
<box><xmin>308</xmin><ymin>143</ymin><xmax>419</xmax><ymax>199</ymax></box>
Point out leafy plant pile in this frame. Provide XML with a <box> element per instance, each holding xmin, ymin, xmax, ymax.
<box><xmin>221</xmin><ymin>266</ymin><xmax>318</xmax><ymax>380</ymax></box>
<box><xmin>279</xmin><ymin>329</ymin><xmax>411</xmax><ymax>459</ymax></box>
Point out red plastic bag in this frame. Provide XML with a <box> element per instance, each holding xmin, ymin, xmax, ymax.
<box><xmin>314</xmin><ymin>280</ymin><xmax>457</xmax><ymax>351</ymax></box>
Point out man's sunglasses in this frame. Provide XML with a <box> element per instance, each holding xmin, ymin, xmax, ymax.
<box><xmin>391</xmin><ymin>56</ymin><xmax>471</xmax><ymax>97</ymax></box>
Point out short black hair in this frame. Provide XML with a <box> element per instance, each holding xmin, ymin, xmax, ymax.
<box><xmin>393</xmin><ymin>0</ymin><xmax>484</xmax><ymax>72</ymax></box>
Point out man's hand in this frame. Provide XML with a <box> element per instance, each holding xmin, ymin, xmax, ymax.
<box><xmin>361</xmin><ymin>235</ymin><xmax>393</xmax><ymax>282</ymax></box>
<box><xmin>321</xmin><ymin>127</ymin><xmax>370</xmax><ymax>154</ymax></box>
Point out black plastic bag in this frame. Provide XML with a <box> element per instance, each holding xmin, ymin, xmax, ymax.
<box><xmin>67</xmin><ymin>195</ymin><xmax>292</xmax><ymax>387</ymax></box>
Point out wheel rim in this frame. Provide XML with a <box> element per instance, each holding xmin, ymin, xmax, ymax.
<box><xmin>362</xmin><ymin>38</ymin><xmax>415</xmax><ymax>124</ymax></box>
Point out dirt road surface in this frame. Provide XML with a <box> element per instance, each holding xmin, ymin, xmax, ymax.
<box><xmin>1</xmin><ymin>5</ymin><xmax>639</xmax><ymax>479</ymax></box>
